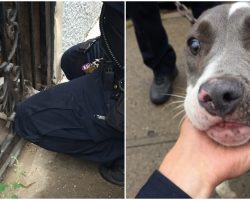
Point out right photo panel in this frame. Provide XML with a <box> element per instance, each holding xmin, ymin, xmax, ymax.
<box><xmin>126</xmin><ymin>1</ymin><xmax>250</xmax><ymax>198</ymax></box>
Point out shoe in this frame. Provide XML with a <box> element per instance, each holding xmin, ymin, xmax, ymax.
<box><xmin>150</xmin><ymin>68</ymin><xmax>178</xmax><ymax>105</ymax></box>
<box><xmin>99</xmin><ymin>162</ymin><xmax>124</xmax><ymax>186</ymax></box>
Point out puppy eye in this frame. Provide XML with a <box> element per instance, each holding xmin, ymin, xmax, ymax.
<box><xmin>187</xmin><ymin>38</ymin><xmax>201</xmax><ymax>55</ymax></box>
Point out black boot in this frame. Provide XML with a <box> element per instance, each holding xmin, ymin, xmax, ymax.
<box><xmin>150</xmin><ymin>68</ymin><xmax>178</xmax><ymax>105</ymax></box>
<box><xmin>99</xmin><ymin>160</ymin><xmax>124</xmax><ymax>186</ymax></box>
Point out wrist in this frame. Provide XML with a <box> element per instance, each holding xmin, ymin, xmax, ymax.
<box><xmin>159</xmin><ymin>151</ymin><xmax>214</xmax><ymax>198</ymax></box>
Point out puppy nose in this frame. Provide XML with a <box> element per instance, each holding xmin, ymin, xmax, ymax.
<box><xmin>198</xmin><ymin>78</ymin><xmax>244</xmax><ymax>117</ymax></box>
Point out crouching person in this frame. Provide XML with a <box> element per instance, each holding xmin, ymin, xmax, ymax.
<box><xmin>14</xmin><ymin>2</ymin><xmax>124</xmax><ymax>186</ymax></box>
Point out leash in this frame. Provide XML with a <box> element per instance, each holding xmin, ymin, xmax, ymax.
<box><xmin>175</xmin><ymin>2</ymin><xmax>197</xmax><ymax>25</ymax></box>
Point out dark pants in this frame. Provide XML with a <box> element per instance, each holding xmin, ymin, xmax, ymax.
<box><xmin>127</xmin><ymin>2</ymin><xmax>220</xmax><ymax>77</ymax></box>
<box><xmin>15</xmin><ymin>68</ymin><xmax>124</xmax><ymax>163</ymax></box>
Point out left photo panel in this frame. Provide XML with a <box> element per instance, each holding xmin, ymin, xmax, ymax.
<box><xmin>0</xmin><ymin>1</ymin><xmax>124</xmax><ymax>198</ymax></box>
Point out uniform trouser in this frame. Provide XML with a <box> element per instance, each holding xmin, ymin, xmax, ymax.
<box><xmin>15</xmin><ymin>67</ymin><xmax>124</xmax><ymax>163</ymax></box>
<box><xmin>127</xmin><ymin>2</ymin><xmax>176</xmax><ymax>77</ymax></box>
<box><xmin>127</xmin><ymin>2</ymin><xmax>220</xmax><ymax>77</ymax></box>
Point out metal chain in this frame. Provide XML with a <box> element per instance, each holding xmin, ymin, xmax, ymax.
<box><xmin>99</xmin><ymin>5</ymin><xmax>123</xmax><ymax>69</ymax></box>
<box><xmin>175</xmin><ymin>1</ymin><xmax>197</xmax><ymax>25</ymax></box>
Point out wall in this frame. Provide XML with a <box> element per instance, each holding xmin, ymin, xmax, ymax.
<box><xmin>53</xmin><ymin>1</ymin><xmax>102</xmax><ymax>83</ymax></box>
<box><xmin>62</xmin><ymin>1</ymin><xmax>102</xmax><ymax>52</ymax></box>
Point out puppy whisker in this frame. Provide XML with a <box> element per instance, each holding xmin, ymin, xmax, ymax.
<box><xmin>160</xmin><ymin>93</ymin><xmax>185</xmax><ymax>99</ymax></box>
<box><xmin>172</xmin><ymin>109</ymin><xmax>185</xmax><ymax>120</ymax></box>
<box><xmin>161</xmin><ymin>100</ymin><xmax>184</xmax><ymax>112</ymax></box>
<box><xmin>175</xmin><ymin>86</ymin><xmax>187</xmax><ymax>91</ymax></box>
<box><xmin>170</xmin><ymin>103</ymin><xmax>184</xmax><ymax>113</ymax></box>
<box><xmin>178</xmin><ymin>114</ymin><xmax>187</xmax><ymax>130</ymax></box>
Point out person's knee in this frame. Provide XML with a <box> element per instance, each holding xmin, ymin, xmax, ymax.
<box><xmin>15</xmin><ymin>102</ymin><xmax>40</xmax><ymax>143</ymax></box>
<box><xmin>61</xmin><ymin>47</ymin><xmax>74</xmax><ymax>78</ymax></box>
<box><xmin>15</xmin><ymin>102</ymin><xmax>29</xmax><ymax>136</ymax></box>
<box><xmin>60</xmin><ymin>44</ymin><xmax>86</xmax><ymax>80</ymax></box>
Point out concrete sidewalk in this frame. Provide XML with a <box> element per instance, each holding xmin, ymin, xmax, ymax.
<box><xmin>3</xmin><ymin>142</ymin><xmax>123</xmax><ymax>198</ymax></box>
<box><xmin>126</xmin><ymin>12</ymin><xmax>250</xmax><ymax>198</ymax></box>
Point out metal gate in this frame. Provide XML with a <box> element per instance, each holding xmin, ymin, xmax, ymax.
<box><xmin>0</xmin><ymin>2</ymin><xmax>55</xmax><ymax>178</ymax></box>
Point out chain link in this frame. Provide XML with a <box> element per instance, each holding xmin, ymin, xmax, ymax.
<box><xmin>175</xmin><ymin>1</ymin><xmax>197</xmax><ymax>25</ymax></box>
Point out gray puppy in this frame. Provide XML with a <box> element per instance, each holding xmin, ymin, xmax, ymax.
<box><xmin>184</xmin><ymin>2</ymin><xmax>250</xmax><ymax>197</ymax></box>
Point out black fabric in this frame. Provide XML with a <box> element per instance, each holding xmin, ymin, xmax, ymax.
<box><xmin>127</xmin><ymin>2</ymin><xmax>176</xmax><ymax>77</ymax></box>
<box><xmin>15</xmin><ymin>67</ymin><xmax>123</xmax><ymax>162</ymax></box>
<box><xmin>136</xmin><ymin>170</ymin><xmax>191</xmax><ymax>199</ymax></box>
<box><xmin>191</xmin><ymin>2</ymin><xmax>222</xmax><ymax>19</ymax></box>
<box><xmin>105</xmin><ymin>2</ymin><xmax>124</xmax><ymax>16</ymax></box>
<box><xmin>106</xmin><ymin>92</ymin><xmax>124</xmax><ymax>132</ymax></box>
<box><xmin>61</xmin><ymin>37</ymin><xmax>104</xmax><ymax>80</ymax></box>
<box><xmin>100</xmin><ymin>2</ymin><xmax>124</xmax><ymax>69</ymax></box>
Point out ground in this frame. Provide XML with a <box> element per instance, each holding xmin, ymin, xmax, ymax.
<box><xmin>3</xmin><ymin>143</ymin><xmax>123</xmax><ymax>198</ymax></box>
<box><xmin>126</xmin><ymin>12</ymin><xmax>250</xmax><ymax>198</ymax></box>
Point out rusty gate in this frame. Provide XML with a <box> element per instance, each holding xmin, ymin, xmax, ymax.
<box><xmin>0</xmin><ymin>2</ymin><xmax>55</xmax><ymax>178</ymax></box>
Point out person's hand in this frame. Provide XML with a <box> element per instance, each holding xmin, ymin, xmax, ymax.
<box><xmin>159</xmin><ymin>117</ymin><xmax>250</xmax><ymax>198</ymax></box>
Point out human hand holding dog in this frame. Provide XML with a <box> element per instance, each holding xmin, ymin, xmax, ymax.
<box><xmin>159</xmin><ymin>117</ymin><xmax>250</xmax><ymax>198</ymax></box>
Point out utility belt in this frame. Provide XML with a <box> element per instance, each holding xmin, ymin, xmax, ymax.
<box><xmin>102</xmin><ymin>60</ymin><xmax>123</xmax><ymax>93</ymax></box>
<box><xmin>98</xmin><ymin>2</ymin><xmax>124</xmax><ymax>133</ymax></box>
<box><xmin>101</xmin><ymin>59</ymin><xmax>124</xmax><ymax>133</ymax></box>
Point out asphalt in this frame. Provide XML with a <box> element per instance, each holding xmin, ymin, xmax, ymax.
<box><xmin>126</xmin><ymin>12</ymin><xmax>250</xmax><ymax>198</ymax></box>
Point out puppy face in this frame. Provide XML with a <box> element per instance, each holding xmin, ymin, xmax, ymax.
<box><xmin>184</xmin><ymin>2</ymin><xmax>250</xmax><ymax>146</ymax></box>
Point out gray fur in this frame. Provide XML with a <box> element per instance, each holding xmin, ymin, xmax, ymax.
<box><xmin>185</xmin><ymin>3</ymin><xmax>250</xmax><ymax>126</ymax></box>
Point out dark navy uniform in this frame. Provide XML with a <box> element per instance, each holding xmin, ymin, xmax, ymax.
<box><xmin>136</xmin><ymin>170</ymin><xmax>190</xmax><ymax>198</ymax></box>
<box><xmin>15</xmin><ymin>2</ymin><xmax>124</xmax><ymax>164</ymax></box>
<box><xmin>15</xmin><ymin>67</ymin><xmax>123</xmax><ymax>162</ymax></box>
